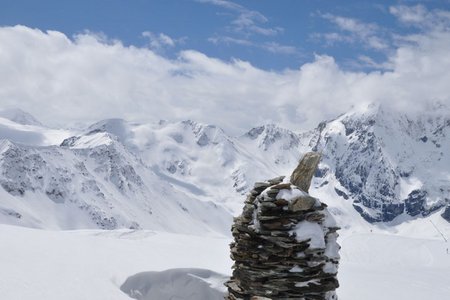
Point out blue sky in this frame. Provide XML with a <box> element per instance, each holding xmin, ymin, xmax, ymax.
<box><xmin>0</xmin><ymin>1</ymin><xmax>450</xmax><ymax>133</ymax></box>
<box><xmin>1</xmin><ymin>0</ymin><xmax>447</xmax><ymax>71</ymax></box>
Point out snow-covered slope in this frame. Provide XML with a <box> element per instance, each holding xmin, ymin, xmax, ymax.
<box><xmin>1</xmin><ymin>212</ymin><xmax>449</xmax><ymax>300</ymax></box>
<box><xmin>0</xmin><ymin>108</ymin><xmax>43</xmax><ymax>126</ymax></box>
<box><xmin>0</xmin><ymin>224</ymin><xmax>232</xmax><ymax>300</ymax></box>
<box><xmin>0</xmin><ymin>109</ymin><xmax>74</xmax><ymax>146</ymax></box>
<box><xmin>311</xmin><ymin>104</ymin><xmax>450</xmax><ymax>222</ymax></box>
<box><xmin>0</xmin><ymin>131</ymin><xmax>230</xmax><ymax>234</ymax></box>
<box><xmin>1</xmin><ymin>106</ymin><xmax>449</xmax><ymax>299</ymax></box>
<box><xmin>0</xmin><ymin>104</ymin><xmax>449</xmax><ymax>234</ymax></box>
<box><xmin>121</xmin><ymin>268</ymin><xmax>227</xmax><ymax>300</ymax></box>
<box><xmin>119</xmin><ymin>105</ymin><xmax>450</xmax><ymax>224</ymax></box>
<box><xmin>77</xmin><ymin>119</ymin><xmax>304</xmax><ymax>214</ymax></box>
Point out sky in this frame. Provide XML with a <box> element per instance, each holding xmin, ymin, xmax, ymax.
<box><xmin>0</xmin><ymin>0</ymin><xmax>450</xmax><ymax>134</ymax></box>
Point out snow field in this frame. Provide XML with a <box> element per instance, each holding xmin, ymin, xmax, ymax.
<box><xmin>1</xmin><ymin>222</ymin><xmax>450</xmax><ymax>300</ymax></box>
<box><xmin>0</xmin><ymin>225</ymin><xmax>231</xmax><ymax>300</ymax></box>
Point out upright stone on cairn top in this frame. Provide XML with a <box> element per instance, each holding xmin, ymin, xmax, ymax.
<box><xmin>226</xmin><ymin>152</ymin><xmax>340</xmax><ymax>300</ymax></box>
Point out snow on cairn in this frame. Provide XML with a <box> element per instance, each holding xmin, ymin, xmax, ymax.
<box><xmin>226</xmin><ymin>152</ymin><xmax>340</xmax><ymax>300</ymax></box>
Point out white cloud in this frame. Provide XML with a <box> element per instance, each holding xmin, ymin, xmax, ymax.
<box><xmin>208</xmin><ymin>35</ymin><xmax>298</xmax><ymax>55</ymax></box>
<box><xmin>197</xmin><ymin>0</ymin><xmax>283</xmax><ymax>37</ymax></box>
<box><xmin>142</xmin><ymin>31</ymin><xmax>185</xmax><ymax>52</ymax></box>
<box><xmin>390</xmin><ymin>4</ymin><xmax>450</xmax><ymax>30</ymax></box>
<box><xmin>0</xmin><ymin>23</ymin><xmax>449</xmax><ymax>135</ymax></box>
<box><xmin>208</xmin><ymin>35</ymin><xmax>253</xmax><ymax>46</ymax></box>
<box><xmin>319</xmin><ymin>13</ymin><xmax>390</xmax><ymax>51</ymax></box>
<box><xmin>322</xmin><ymin>13</ymin><xmax>378</xmax><ymax>35</ymax></box>
<box><xmin>196</xmin><ymin>0</ymin><xmax>241</xmax><ymax>11</ymax></box>
<box><xmin>199</xmin><ymin>0</ymin><xmax>294</xmax><ymax>56</ymax></box>
<box><xmin>261</xmin><ymin>42</ymin><xmax>297</xmax><ymax>55</ymax></box>
<box><xmin>316</xmin><ymin>32</ymin><xmax>351</xmax><ymax>46</ymax></box>
<box><xmin>390</xmin><ymin>4</ymin><xmax>429</xmax><ymax>25</ymax></box>
<box><xmin>353</xmin><ymin>55</ymin><xmax>393</xmax><ymax>70</ymax></box>
<box><xmin>230</xmin><ymin>10</ymin><xmax>282</xmax><ymax>36</ymax></box>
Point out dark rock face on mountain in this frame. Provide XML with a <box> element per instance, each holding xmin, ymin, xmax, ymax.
<box><xmin>226</xmin><ymin>153</ymin><xmax>340</xmax><ymax>300</ymax></box>
<box><xmin>442</xmin><ymin>206</ymin><xmax>450</xmax><ymax>222</ymax></box>
<box><xmin>244</xmin><ymin>124</ymin><xmax>301</xmax><ymax>151</ymax></box>
<box><xmin>311</xmin><ymin>106</ymin><xmax>450</xmax><ymax>222</ymax></box>
<box><xmin>404</xmin><ymin>190</ymin><xmax>428</xmax><ymax>217</ymax></box>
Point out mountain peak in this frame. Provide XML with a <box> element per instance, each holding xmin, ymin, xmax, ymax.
<box><xmin>244</xmin><ymin>123</ymin><xmax>293</xmax><ymax>139</ymax></box>
<box><xmin>314</xmin><ymin>103</ymin><xmax>450</xmax><ymax>222</ymax></box>
<box><xmin>242</xmin><ymin>123</ymin><xmax>301</xmax><ymax>151</ymax></box>
<box><xmin>60</xmin><ymin>132</ymin><xmax>118</xmax><ymax>149</ymax></box>
<box><xmin>179</xmin><ymin>120</ymin><xmax>228</xmax><ymax>146</ymax></box>
<box><xmin>85</xmin><ymin>118</ymin><xmax>131</xmax><ymax>142</ymax></box>
<box><xmin>0</xmin><ymin>108</ymin><xmax>42</xmax><ymax>126</ymax></box>
<box><xmin>0</xmin><ymin>139</ymin><xmax>17</xmax><ymax>155</ymax></box>
<box><xmin>180</xmin><ymin>119</ymin><xmax>219</xmax><ymax>131</ymax></box>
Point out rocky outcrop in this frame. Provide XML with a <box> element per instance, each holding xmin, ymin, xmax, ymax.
<box><xmin>226</xmin><ymin>153</ymin><xmax>340</xmax><ymax>299</ymax></box>
<box><xmin>290</xmin><ymin>152</ymin><xmax>321</xmax><ymax>193</ymax></box>
<box><xmin>442</xmin><ymin>205</ymin><xmax>450</xmax><ymax>222</ymax></box>
<box><xmin>404</xmin><ymin>190</ymin><xmax>427</xmax><ymax>217</ymax></box>
<box><xmin>313</xmin><ymin>105</ymin><xmax>450</xmax><ymax>222</ymax></box>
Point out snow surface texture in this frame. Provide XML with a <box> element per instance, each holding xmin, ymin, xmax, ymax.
<box><xmin>1</xmin><ymin>217</ymin><xmax>449</xmax><ymax>300</ymax></box>
<box><xmin>0</xmin><ymin>224</ymin><xmax>231</xmax><ymax>300</ymax></box>
<box><xmin>293</xmin><ymin>220</ymin><xmax>326</xmax><ymax>249</ymax></box>
<box><xmin>120</xmin><ymin>268</ymin><xmax>227</xmax><ymax>300</ymax></box>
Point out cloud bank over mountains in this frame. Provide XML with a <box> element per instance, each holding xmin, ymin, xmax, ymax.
<box><xmin>0</xmin><ymin>5</ymin><xmax>449</xmax><ymax>134</ymax></box>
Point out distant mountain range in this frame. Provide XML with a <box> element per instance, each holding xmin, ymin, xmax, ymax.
<box><xmin>0</xmin><ymin>105</ymin><xmax>449</xmax><ymax>234</ymax></box>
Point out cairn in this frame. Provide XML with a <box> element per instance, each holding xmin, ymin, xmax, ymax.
<box><xmin>226</xmin><ymin>152</ymin><xmax>340</xmax><ymax>300</ymax></box>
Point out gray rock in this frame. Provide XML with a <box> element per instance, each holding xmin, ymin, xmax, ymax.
<box><xmin>290</xmin><ymin>152</ymin><xmax>322</xmax><ymax>193</ymax></box>
<box><xmin>289</xmin><ymin>196</ymin><xmax>317</xmax><ymax>212</ymax></box>
<box><xmin>442</xmin><ymin>205</ymin><xmax>450</xmax><ymax>222</ymax></box>
<box><xmin>404</xmin><ymin>189</ymin><xmax>427</xmax><ymax>217</ymax></box>
<box><xmin>226</xmin><ymin>153</ymin><xmax>340</xmax><ymax>300</ymax></box>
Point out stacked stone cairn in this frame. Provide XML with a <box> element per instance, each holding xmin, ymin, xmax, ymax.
<box><xmin>226</xmin><ymin>152</ymin><xmax>340</xmax><ymax>300</ymax></box>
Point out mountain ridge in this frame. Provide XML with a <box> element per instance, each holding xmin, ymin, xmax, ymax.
<box><xmin>0</xmin><ymin>105</ymin><xmax>449</xmax><ymax>233</ymax></box>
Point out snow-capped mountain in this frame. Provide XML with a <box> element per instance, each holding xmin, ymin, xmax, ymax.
<box><xmin>0</xmin><ymin>108</ymin><xmax>43</xmax><ymax>126</ymax></box>
<box><xmin>79</xmin><ymin>119</ymin><xmax>311</xmax><ymax>213</ymax></box>
<box><xmin>0</xmin><ymin>104</ymin><xmax>449</xmax><ymax>234</ymax></box>
<box><xmin>312</xmin><ymin>104</ymin><xmax>450</xmax><ymax>222</ymax></box>
<box><xmin>0</xmin><ymin>108</ymin><xmax>74</xmax><ymax>146</ymax></box>
<box><xmin>0</xmin><ymin>116</ymin><xmax>231</xmax><ymax>234</ymax></box>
